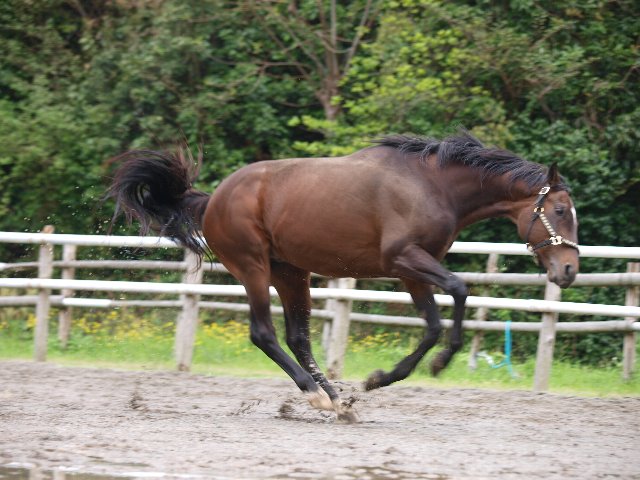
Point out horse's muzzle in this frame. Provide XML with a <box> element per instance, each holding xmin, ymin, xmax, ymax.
<box><xmin>548</xmin><ymin>262</ymin><xmax>577</xmax><ymax>289</ymax></box>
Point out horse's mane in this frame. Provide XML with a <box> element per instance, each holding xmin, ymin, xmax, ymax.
<box><xmin>372</xmin><ymin>131</ymin><xmax>550</xmax><ymax>189</ymax></box>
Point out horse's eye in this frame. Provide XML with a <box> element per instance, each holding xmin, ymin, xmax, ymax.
<box><xmin>555</xmin><ymin>206</ymin><xmax>565</xmax><ymax>216</ymax></box>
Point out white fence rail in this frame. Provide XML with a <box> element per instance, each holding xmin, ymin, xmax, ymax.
<box><xmin>1</xmin><ymin>229</ymin><xmax>639</xmax><ymax>390</ymax></box>
<box><xmin>2</xmin><ymin>278</ymin><xmax>640</xmax><ymax>318</ymax></box>
<box><xmin>3</xmin><ymin>230</ymin><xmax>640</xmax><ymax>257</ymax></box>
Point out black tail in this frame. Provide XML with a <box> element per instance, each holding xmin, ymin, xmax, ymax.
<box><xmin>106</xmin><ymin>148</ymin><xmax>211</xmax><ymax>258</ymax></box>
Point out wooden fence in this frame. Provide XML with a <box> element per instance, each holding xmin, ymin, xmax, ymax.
<box><xmin>1</xmin><ymin>229</ymin><xmax>639</xmax><ymax>391</ymax></box>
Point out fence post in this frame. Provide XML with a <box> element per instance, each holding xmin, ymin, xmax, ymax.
<box><xmin>34</xmin><ymin>225</ymin><xmax>55</xmax><ymax>362</ymax></box>
<box><xmin>468</xmin><ymin>253</ymin><xmax>499</xmax><ymax>369</ymax></box>
<box><xmin>322</xmin><ymin>279</ymin><xmax>339</xmax><ymax>355</ymax></box>
<box><xmin>623</xmin><ymin>262</ymin><xmax>639</xmax><ymax>380</ymax></box>
<box><xmin>174</xmin><ymin>248</ymin><xmax>204</xmax><ymax>371</ymax></box>
<box><xmin>326</xmin><ymin>277</ymin><xmax>356</xmax><ymax>380</ymax></box>
<box><xmin>533</xmin><ymin>280</ymin><xmax>562</xmax><ymax>392</ymax></box>
<box><xmin>57</xmin><ymin>244</ymin><xmax>77</xmax><ymax>348</ymax></box>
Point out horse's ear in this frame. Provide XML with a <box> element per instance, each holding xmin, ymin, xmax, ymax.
<box><xmin>547</xmin><ymin>162</ymin><xmax>560</xmax><ymax>186</ymax></box>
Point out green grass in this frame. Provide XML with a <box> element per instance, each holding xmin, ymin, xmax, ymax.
<box><xmin>1</xmin><ymin>313</ymin><xmax>638</xmax><ymax>397</ymax></box>
<box><xmin>344</xmin><ymin>347</ymin><xmax>640</xmax><ymax>396</ymax></box>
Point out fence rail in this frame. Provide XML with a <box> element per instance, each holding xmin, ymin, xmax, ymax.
<box><xmin>3</xmin><ymin>231</ymin><xmax>640</xmax><ymax>257</ymax></box>
<box><xmin>1</xmin><ymin>229</ymin><xmax>639</xmax><ymax>390</ymax></box>
<box><xmin>2</xmin><ymin>277</ymin><xmax>640</xmax><ymax>318</ymax></box>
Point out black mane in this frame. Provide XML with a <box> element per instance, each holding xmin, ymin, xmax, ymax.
<box><xmin>372</xmin><ymin>131</ymin><xmax>551</xmax><ymax>189</ymax></box>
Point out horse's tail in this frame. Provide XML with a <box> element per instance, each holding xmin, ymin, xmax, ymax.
<box><xmin>106</xmin><ymin>148</ymin><xmax>211</xmax><ymax>258</ymax></box>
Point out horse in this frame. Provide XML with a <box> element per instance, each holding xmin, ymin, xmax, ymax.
<box><xmin>107</xmin><ymin>131</ymin><xmax>579</xmax><ymax>422</ymax></box>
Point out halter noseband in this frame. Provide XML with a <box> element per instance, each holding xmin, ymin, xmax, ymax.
<box><xmin>525</xmin><ymin>186</ymin><xmax>579</xmax><ymax>264</ymax></box>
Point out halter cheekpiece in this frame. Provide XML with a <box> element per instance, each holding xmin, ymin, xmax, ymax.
<box><xmin>525</xmin><ymin>186</ymin><xmax>579</xmax><ymax>263</ymax></box>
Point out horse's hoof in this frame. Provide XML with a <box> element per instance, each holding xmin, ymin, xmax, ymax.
<box><xmin>306</xmin><ymin>389</ymin><xmax>333</xmax><ymax>411</ymax></box>
<box><xmin>363</xmin><ymin>369</ymin><xmax>386</xmax><ymax>391</ymax></box>
<box><xmin>430</xmin><ymin>357</ymin><xmax>445</xmax><ymax>376</ymax></box>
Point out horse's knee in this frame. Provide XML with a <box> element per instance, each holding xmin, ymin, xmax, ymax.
<box><xmin>446</xmin><ymin>277</ymin><xmax>468</xmax><ymax>301</ymax></box>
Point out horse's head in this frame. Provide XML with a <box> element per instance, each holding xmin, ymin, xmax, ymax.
<box><xmin>516</xmin><ymin>164</ymin><xmax>579</xmax><ymax>288</ymax></box>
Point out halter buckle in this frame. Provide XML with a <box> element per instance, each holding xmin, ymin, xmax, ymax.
<box><xmin>550</xmin><ymin>235</ymin><xmax>563</xmax><ymax>246</ymax></box>
<box><xmin>538</xmin><ymin>186</ymin><xmax>550</xmax><ymax>195</ymax></box>
<box><xmin>533</xmin><ymin>206</ymin><xmax>544</xmax><ymax>213</ymax></box>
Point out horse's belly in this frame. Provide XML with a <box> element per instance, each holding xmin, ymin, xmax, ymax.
<box><xmin>270</xmin><ymin>237</ymin><xmax>385</xmax><ymax>278</ymax></box>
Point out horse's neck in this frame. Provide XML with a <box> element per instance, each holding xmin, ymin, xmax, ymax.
<box><xmin>452</xmin><ymin>173</ymin><xmax>534</xmax><ymax>229</ymax></box>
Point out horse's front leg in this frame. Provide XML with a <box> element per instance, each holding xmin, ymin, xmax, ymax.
<box><xmin>429</xmin><ymin>274</ymin><xmax>468</xmax><ymax>376</ymax></box>
<box><xmin>364</xmin><ymin>281</ymin><xmax>443</xmax><ymax>390</ymax></box>
<box><xmin>364</xmin><ymin>245</ymin><xmax>468</xmax><ymax>390</ymax></box>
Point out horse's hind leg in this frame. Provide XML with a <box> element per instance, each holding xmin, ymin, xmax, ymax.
<box><xmin>270</xmin><ymin>263</ymin><xmax>335</xmax><ymax>396</ymax></box>
<box><xmin>271</xmin><ymin>262</ymin><xmax>359</xmax><ymax>423</ymax></box>
<box><xmin>237</xmin><ymin>267</ymin><xmax>333</xmax><ymax>412</ymax></box>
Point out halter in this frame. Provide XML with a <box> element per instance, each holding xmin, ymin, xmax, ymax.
<box><xmin>525</xmin><ymin>186</ymin><xmax>579</xmax><ymax>264</ymax></box>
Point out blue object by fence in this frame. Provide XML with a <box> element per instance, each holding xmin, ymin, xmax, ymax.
<box><xmin>492</xmin><ymin>320</ymin><xmax>517</xmax><ymax>377</ymax></box>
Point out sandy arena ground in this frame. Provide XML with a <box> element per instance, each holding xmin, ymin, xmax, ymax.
<box><xmin>0</xmin><ymin>360</ymin><xmax>639</xmax><ymax>479</ymax></box>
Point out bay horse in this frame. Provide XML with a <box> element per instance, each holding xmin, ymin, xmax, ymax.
<box><xmin>108</xmin><ymin>131</ymin><xmax>579</xmax><ymax>422</ymax></box>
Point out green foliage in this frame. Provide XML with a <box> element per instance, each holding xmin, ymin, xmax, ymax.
<box><xmin>2</xmin><ymin>0</ymin><xmax>637</xmax><ymax>242</ymax></box>
<box><xmin>0</xmin><ymin>0</ymin><xmax>106</xmax><ymax>234</ymax></box>
<box><xmin>0</xmin><ymin>0</ymin><xmax>326</xmax><ymax>237</ymax></box>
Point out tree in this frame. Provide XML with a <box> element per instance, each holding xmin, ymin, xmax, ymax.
<box><xmin>241</xmin><ymin>0</ymin><xmax>382</xmax><ymax>121</ymax></box>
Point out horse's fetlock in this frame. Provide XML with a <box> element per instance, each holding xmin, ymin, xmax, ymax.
<box><xmin>450</xmin><ymin>338</ymin><xmax>464</xmax><ymax>353</ymax></box>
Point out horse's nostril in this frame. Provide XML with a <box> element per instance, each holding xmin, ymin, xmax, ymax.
<box><xmin>565</xmin><ymin>263</ymin><xmax>574</xmax><ymax>277</ymax></box>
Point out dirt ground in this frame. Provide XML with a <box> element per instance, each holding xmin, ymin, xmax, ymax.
<box><xmin>1</xmin><ymin>361</ymin><xmax>639</xmax><ymax>479</ymax></box>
